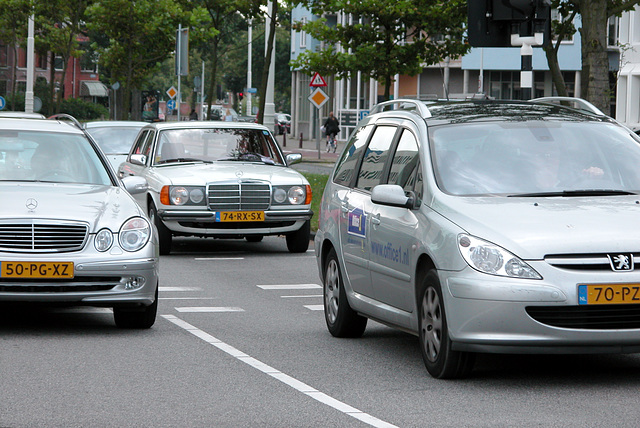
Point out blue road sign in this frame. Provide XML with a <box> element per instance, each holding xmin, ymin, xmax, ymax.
<box><xmin>0</xmin><ymin>96</ymin><xmax>6</xmax><ymax>110</ymax></box>
<box><xmin>166</xmin><ymin>99</ymin><xmax>176</xmax><ymax>110</ymax></box>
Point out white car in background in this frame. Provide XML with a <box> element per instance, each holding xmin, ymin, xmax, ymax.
<box><xmin>118</xmin><ymin>121</ymin><xmax>312</xmax><ymax>255</ymax></box>
<box><xmin>84</xmin><ymin>121</ymin><xmax>148</xmax><ymax>170</ymax></box>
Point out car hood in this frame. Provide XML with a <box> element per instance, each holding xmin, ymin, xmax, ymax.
<box><xmin>152</xmin><ymin>162</ymin><xmax>307</xmax><ymax>186</ymax></box>
<box><xmin>106</xmin><ymin>154</ymin><xmax>127</xmax><ymax>171</ymax></box>
<box><xmin>1</xmin><ymin>183</ymin><xmax>146</xmax><ymax>233</ymax></box>
<box><xmin>432</xmin><ymin>195</ymin><xmax>640</xmax><ymax>259</ymax></box>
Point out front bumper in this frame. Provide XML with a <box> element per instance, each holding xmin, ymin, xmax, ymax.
<box><xmin>440</xmin><ymin>265</ymin><xmax>640</xmax><ymax>354</ymax></box>
<box><xmin>0</xmin><ymin>257</ymin><xmax>159</xmax><ymax>307</ymax></box>
<box><xmin>158</xmin><ymin>208</ymin><xmax>313</xmax><ymax>236</ymax></box>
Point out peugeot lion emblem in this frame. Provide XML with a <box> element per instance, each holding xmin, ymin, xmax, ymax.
<box><xmin>25</xmin><ymin>198</ymin><xmax>38</xmax><ymax>211</ymax></box>
<box><xmin>608</xmin><ymin>253</ymin><xmax>634</xmax><ymax>271</ymax></box>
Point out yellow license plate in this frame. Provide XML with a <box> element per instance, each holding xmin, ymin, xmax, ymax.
<box><xmin>218</xmin><ymin>211</ymin><xmax>264</xmax><ymax>222</ymax></box>
<box><xmin>0</xmin><ymin>261</ymin><xmax>74</xmax><ymax>278</ymax></box>
<box><xmin>578</xmin><ymin>284</ymin><xmax>640</xmax><ymax>305</ymax></box>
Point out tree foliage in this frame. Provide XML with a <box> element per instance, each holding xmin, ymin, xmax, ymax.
<box><xmin>85</xmin><ymin>0</ymin><xmax>183</xmax><ymax>119</ymax></box>
<box><xmin>544</xmin><ymin>0</ymin><xmax>640</xmax><ymax>114</ymax></box>
<box><xmin>289</xmin><ymin>0</ymin><xmax>469</xmax><ymax>100</ymax></box>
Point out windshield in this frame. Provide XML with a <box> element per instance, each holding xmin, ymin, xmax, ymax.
<box><xmin>0</xmin><ymin>130</ymin><xmax>112</xmax><ymax>185</ymax></box>
<box><xmin>153</xmin><ymin>127</ymin><xmax>285</xmax><ymax>165</ymax></box>
<box><xmin>430</xmin><ymin>121</ymin><xmax>640</xmax><ymax>196</ymax></box>
<box><xmin>86</xmin><ymin>126</ymin><xmax>144</xmax><ymax>154</ymax></box>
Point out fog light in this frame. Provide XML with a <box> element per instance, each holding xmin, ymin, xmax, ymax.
<box><xmin>124</xmin><ymin>276</ymin><xmax>146</xmax><ymax>290</ymax></box>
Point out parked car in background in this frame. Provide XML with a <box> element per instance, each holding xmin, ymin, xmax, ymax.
<box><xmin>274</xmin><ymin>113</ymin><xmax>291</xmax><ymax>135</ymax></box>
<box><xmin>0</xmin><ymin>114</ymin><xmax>158</xmax><ymax>328</ymax></box>
<box><xmin>209</xmin><ymin>107</ymin><xmax>239</xmax><ymax>122</ymax></box>
<box><xmin>84</xmin><ymin>121</ymin><xmax>147</xmax><ymax>170</ymax></box>
<box><xmin>118</xmin><ymin>121</ymin><xmax>313</xmax><ymax>255</ymax></box>
<box><xmin>315</xmin><ymin>97</ymin><xmax>640</xmax><ymax>379</ymax></box>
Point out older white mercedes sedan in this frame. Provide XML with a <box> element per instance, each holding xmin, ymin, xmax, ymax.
<box><xmin>0</xmin><ymin>115</ymin><xmax>158</xmax><ymax>328</ymax></box>
<box><xmin>118</xmin><ymin>121</ymin><xmax>312</xmax><ymax>255</ymax></box>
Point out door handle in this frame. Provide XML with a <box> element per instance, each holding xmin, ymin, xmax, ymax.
<box><xmin>371</xmin><ymin>214</ymin><xmax>381</xmax><ymax>226</ymax></box>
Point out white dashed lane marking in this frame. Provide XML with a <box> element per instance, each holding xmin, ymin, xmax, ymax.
<box><xmin>303</xmin><ymin>305</ymin><xmax>324</xmax><ymax>311</ymax></box>
<box><xmin>162</xmin><ymin>315</ymin><xmax>398</xmax><ymax>428</ymax></box>
<box><xmin>175</xmin><ymin>307</ymin><xmax>245</xmax><ymax>313</ymax></box>
<box><xmin>257</xmin><ymin>284</ymin><xmax>321</xmax><ymax>290</ymax></box>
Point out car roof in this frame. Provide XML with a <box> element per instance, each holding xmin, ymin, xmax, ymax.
<box><xmin>84</xmin><ymin>120</ymin><xmax>149</xmax><ymax>128</ymax></box>
<box><xmin>141</xmin><ymin>121</ymin><xmax>272</xmax><ymax>132</ymax></box>
<box><xmin>366</xmin><ymin>98</ymin><xmax>614</xmax><ymax>128</ymax></box>
<box><xmin>0</xmin><ymin>111</ymin><xmax>46</xmax><ymax>119</ymax></box>
<box><xmin>0</xmin><ymin>117</ymin><xmax>85</xmax><ymax>134</ymax></box>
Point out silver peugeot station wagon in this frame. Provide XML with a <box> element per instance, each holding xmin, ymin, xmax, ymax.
<box><xmin>315</xmin><ymin>98</ymin><xmax>640</xmax><ymax>378</ymax></box>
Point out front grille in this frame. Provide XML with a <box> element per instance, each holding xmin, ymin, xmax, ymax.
<box><xmin>207</xmin><ymin>182</ymin><xmax>271</xmax><ymax>211</ymax></box>
<box><xmin>545</xmin><ymin>253</ymin><xmax>640</xmax><ymax>272</ymax></box>
<box><xmin>527</xmin><ymin>305</ymin><xmax>640</xmax><ymax>329</ymax></box>
<box><xmin>0</xmin><ymin>221</ymin><xmax>88</xmax><ymax>253</ymax></box>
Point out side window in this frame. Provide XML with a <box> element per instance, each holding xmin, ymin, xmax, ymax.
<box><xmin>355</xmin><ymin>125</ymin><xmax>397</xmax><ymax>192</ymax></box>
<box><xmin>388</xmin><ymin>129</ymin><xmax>419</xmax><ymax>189</ymax></box>
<box><xmin>333</xmin><ymin>125</ymin><xmax>373</xmax><ymax>186</ymax></box>
<box><xmin>141</xmin><ymin>131</ymin><xmax>155</xmax><ymax>158</ymax></box>
<box><xmin>131</xmin><ymin>130</ymin><xmax>149</xmax><ymax>156</ymax></box>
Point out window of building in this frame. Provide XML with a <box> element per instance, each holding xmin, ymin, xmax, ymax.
<box><xmin>608</xmin><ymin>16</ymin><xmax>620</xmax><ymax>47</ymax></box>
<box><xmin>0</xmin><ymin>45</ymin><xmax>7</xmax><ymax>67</ymax></box>
<box><xmin>300</xmin><ymin>17</ymin><xmax>307</xmax><ymax>48</ymax></box>
<box><xmin>17</xmin><ymin>48</ymin><xmax>26</xmax><ymax>68</ymax></box>
<box><xmin>54</xmin><ymin>55</ymin><xmax>64</xmax><ymax>71</ymax></box>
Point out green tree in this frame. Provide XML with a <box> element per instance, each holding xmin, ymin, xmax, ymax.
<box><xmin>290</xmin><ymin>0</ymin><xmax>469</xmax><ymax>100</ymax></box>
<box><xmin>185</xmin><ymin>0</ymin><xmax>264</xmax><ymax>119</ymax></box>
<box><xmin>0</xmin><ymin>0</ymin><xmax>32</xmax><ymax>110</ymax></box>
<box><xmin>86</xmin><ymin>0</ymin><xmax>183</xmax><ymax>119</ymax></box>
<box><xmin>543</xmin><ymin>0</ymin><xmax>640</xmax><ymax>113</ymax></box>
<box><xmin>34</xmin><ymin>0</ymin><xmax>95</xmax><ymax>112</ymax></box>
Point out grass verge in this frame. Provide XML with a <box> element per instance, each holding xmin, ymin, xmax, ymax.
<box><xmin>302</xmin><ymin>172</ymin><xmax>329</xmax><ymax>233</ymax></box>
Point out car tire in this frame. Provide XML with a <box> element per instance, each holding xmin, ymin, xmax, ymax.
<box><xmin>113</xmin><ymin>285</ymin><xmax>158</xmax><ymax>329</ymax></box>
<box><xmin>419</xmin><ymin>270</ymin><xmax>475</xmax><ymax>379</ymax></box>
<box><xmin>323</xmin><ymin>248</ymin><xmax>367</xmax><ymax>337</ymax></box>
<box><xmin>285</xmin><ymin>220</ymin><xmax>310</xmax><ymax>253</ymax></box>
<box><xmin>246</xmin><ymin>235</ymin><xmax>263</xmax><ymax>243</ymax></box>
<box><xmin>149</xmin><ymin>202</ymin><xmax>172</xmax><ymax>255</ymax></box>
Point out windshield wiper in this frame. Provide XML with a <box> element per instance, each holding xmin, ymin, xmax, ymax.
<box><xmin>156</xmin><ymin>158</ymin><xmax>213</xmax><ymax>165</ymax></box>
<box><xmin>509</xmin><ymin>189</ymin><xmax>637</xmax><ymax>197</ymax></box>
<box><xmin>217</xmin><ymin>153</ymin><xmax>275</xmax><ymax>165</ymax></box>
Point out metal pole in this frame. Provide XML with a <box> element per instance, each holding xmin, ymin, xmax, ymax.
<box><xmin>247</xmin><ymin>19</ymin><xmax>253</xmax><ymax>118</ymax></box>
<box><xmin>25</xmin><ymin>15</ymin><xmax>35</xmax><ymax>113</ymax></box>
<box><xmin>177</xmin><ymin>24</ymin><xmax>182</xmax><ymax>121</ymax></box>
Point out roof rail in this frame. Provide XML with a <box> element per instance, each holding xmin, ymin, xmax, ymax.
<box><xmin>530</xmin><ymin>97</ymin><xmax>606</xmax><ymax>116</ymax></box>
<box><xmin>48</xmin><ymin>113</ymin><xmax>83</xmax><ymax>130</ymax></box>
<box><xmin>370</xmin><ymin>99</ymin><xmax>432</xmax><ymax>118</ymax></box>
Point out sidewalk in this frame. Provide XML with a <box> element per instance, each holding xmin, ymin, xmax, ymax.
<box><xmin>275</xmin><ymin>132</ymin><xmax>340</xmax><ymax>164</ymax></box>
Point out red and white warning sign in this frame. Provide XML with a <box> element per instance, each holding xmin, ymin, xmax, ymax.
<box><xmin>309</xmin><ymin>72</ymin><xmax>327</xmax><ymax>87</ymax></box>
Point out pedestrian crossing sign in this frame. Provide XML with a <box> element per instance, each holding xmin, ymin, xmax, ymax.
<box><xmin>309</xmin><ymin>72</ymin><xmax>327</xmax><ymax>87</ymax></box>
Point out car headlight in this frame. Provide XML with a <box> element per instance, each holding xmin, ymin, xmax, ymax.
<box><xmin>274</xmin><ymin>188</ymin><xmax>287</xmax><ymax>203</ymax></box>
<box><xmin>119</xmin><ymin>217</ymin><xmax>151</xmax><ymax>252</ymax></box>
<box><xmin>161</xmin><ymin>186</ymin><xmax>206</xmax><ymax>206</ymax></box>
<box><xmin>458</xmin><ymin>234</ymin><xmax>541</xmax><ymax>279</ymax></box>
<box><xmin>288</xmin><ymin>186</ymin><xmax>306</xmax><ymax>205</ymax></box>
<box><xmin>95</xmin><ymin>228</ymin><xmax>113</xmax><ymax>252</ymax></box>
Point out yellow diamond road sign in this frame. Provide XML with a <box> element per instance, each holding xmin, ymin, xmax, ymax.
<box><xmin>309</xmin><ymin>88</ymin><xmax>329</xmax><ymax>109</ymax></box>
<box><xmin>166</xmin><ymin>86</ymin><xmax>178</xmax><ymax>99</ymax></box>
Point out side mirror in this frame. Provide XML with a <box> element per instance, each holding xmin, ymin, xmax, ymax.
<box><xmin>130</xmin><ymin>154</ymin><xmax>147</xmax><ymax>166</ymax></box>
<box><xmin>371</xmin><ymin>184</ymin><xmax>414</xmax><ymax>209</ymax></box>
<box><xmin>286</xmin><ymin>153</ymin><xmax>302</xmax><ymax>166</ymax></box>
<box><xmin>121</xmin><ymin>176</ymin><xmax>148</xmax><ymax>195</ymax></box>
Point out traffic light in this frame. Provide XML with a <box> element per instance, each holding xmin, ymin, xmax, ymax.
<box><xmin>238</xmin><ymin>92</ymin><xmax>243</xmax><ymax>101</ymax></box>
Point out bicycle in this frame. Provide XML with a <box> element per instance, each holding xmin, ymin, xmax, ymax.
<box><xmin>326</xmin><ymin>134</ymin><xmax>337</xmax><ymax>153</ymax></box>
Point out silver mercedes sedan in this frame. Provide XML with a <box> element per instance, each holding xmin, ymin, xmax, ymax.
<box><xmin>0</xmin><ymin>115</ymin><xmax>158</xmax><ymax>328</ymax></box>
<box><xmin>118</xmin><ymin>121</ymin><xmax>312</xmax><ymax>255</ymax></box>
<box><xmin>315</xmin><ymin>98</ymin><xmax>640</xmax><ymax>378</ymax></box>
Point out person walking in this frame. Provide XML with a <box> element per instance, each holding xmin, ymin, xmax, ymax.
<box><xmin>323</xmin><ymin>111</ymin><xmax>340</xmax><ymax>153</ymax></box>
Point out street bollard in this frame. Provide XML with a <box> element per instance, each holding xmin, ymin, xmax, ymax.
<box><xmin>283</xmin><ymin>130</ymin><xmax>286</xmax><ymax>147</ymax></box>
<box><xmin>299</xmin><ymin>132</ymin><xmax>303</xmax><ymax>148</ymax></box>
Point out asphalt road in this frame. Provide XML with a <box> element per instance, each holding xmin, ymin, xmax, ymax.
<box><xmin>3</xmin><ymin>236</ymin><xmax>640</xmax><ymax>427</ymax></box>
